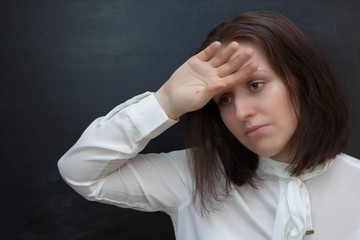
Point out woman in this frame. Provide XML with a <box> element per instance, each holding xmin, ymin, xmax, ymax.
<box><xmin>58</xmin><ymin>11</ymin><xmax>360</xmax><ymax>239</ymax></box>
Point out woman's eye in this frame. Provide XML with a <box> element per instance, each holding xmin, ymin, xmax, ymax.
<box><xmin>249</xmin><ymin>82</ymin><xmax>264</xmax><ymax>91</ymax></box>
<box><xmin>219</xmin><ymin>95</ymin><xmax>233</xmax><ymax>105</ymax></box>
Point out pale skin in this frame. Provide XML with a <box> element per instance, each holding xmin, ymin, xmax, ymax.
<box><xmin>155</xmin><ymin>41</ymin><xmax>258</xmax><ymax>120</ymax></box>
<box><xmin>213</xmin><ymin>42</ymin><xmax>298</xmax><ymax>163</ymax></box>
<box><xmin>155</xmin><ymin>41</ymin><xmax>298</xmax><ymax>163</ymax></box>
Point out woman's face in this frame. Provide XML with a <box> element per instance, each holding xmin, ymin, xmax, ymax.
<box><xmin>213</xmin><ymin>42</ymin><xmax>298</xmax><ymax>163</ymax></box>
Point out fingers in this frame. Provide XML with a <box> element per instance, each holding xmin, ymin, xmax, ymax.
<box><xmin>199</xmin><ymin>61</ymin><xmax>258</xmax><ymax>102</ymax></box>
<box><xmin>217</xmin><ymin>48</ymin><xmax>254</xmax><ymax>78</ymax></box>
<box><xmin>196</xmin><ymin>41</ymin><xmax>252</xmax><ymax>71</ymax></box>
<box><xmin>208</xmin><ymin>42</ymin><xmax>240</xmax><ymax>67</ymax></box>
<box><xmin>222</xmin><ymin>61</ymin><xmax>258</xmax><ymax>86</ymax></box>
<box><xmin>196</xmin><ymin>41</ymin><xmax>222</xmax><ymax>61</ymax></box>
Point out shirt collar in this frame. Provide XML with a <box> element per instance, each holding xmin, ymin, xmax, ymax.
<box><xmin>258</xmin><ymin>156</ymin><xmax>333</xmax><ymax>181</ymax></box>
<box><xmin>258</xmin><ymin>156</ymin><xmax>333</xmax><ymax>240</ymax></box>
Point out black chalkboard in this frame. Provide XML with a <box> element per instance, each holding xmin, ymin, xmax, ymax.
<box><xmin>1</xmin><ymin>0</ymin><xmax>359</xmax><ymax>239</ymax></box>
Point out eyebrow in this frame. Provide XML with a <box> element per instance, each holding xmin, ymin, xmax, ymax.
<box><xmin>213</xmin><ymin>69</ymin><xmax>270</xmax><ymax>101</ymax></box>
<box><xmin>254</xmin><ymin>69</ymin><xmax>268</xmax><ymax>73</ymax></box>
<box><xmin>249</xmin><ymin>69</ymin><xmax>270</xmax><ymax>78</ymax></box>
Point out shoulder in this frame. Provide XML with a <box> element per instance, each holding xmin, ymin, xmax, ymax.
<box><xmin>165</xmin><ymin>149</ymin><xmax>193</xmax><ymax>183</ymax></box>
<box><xmin>310</xmin><ymin>153</ymin><xmax>360</xmax><ymax>204</ymax></box>
<box><xmin>326</xmin><ymin>153</ymin><xmax>360</xmax><ymax>182</ymax></box>
<box><xmin>335</xmin><ymin>153</ymin><xmax>360</xmax><ymax>169</ymax></box>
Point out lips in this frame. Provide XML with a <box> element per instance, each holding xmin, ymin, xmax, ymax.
<box><xmin>245</xmin><ymin>124</ymin><xmax>269</xmax><ymax>138</ymax></box>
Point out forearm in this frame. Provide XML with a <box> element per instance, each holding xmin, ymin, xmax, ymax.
<box><xmin>57</xmin><ymin>92</ymin><xmax>177</xmax><ymax>192</ymax></box>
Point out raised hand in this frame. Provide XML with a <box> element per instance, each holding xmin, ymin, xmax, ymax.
<box><xmin>155</xmin><ymin>41</ymin><xmax>258</xmax><ymax>119</ymax></box>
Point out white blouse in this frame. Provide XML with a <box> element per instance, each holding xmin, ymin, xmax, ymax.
<box><xmin>58</xmin><ymin>92</ymin><xmax>360</xmax><ymax>240</ymax></box>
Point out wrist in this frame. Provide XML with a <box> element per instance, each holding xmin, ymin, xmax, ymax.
<box><xmin>155</xmin><ymin>87</ymin><xmax>182</xmax><ymax>120</ymax></box>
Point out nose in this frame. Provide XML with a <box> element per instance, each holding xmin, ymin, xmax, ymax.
<box><xmin>234</xmin><ymin>96</ymin><xmax>256</xmax><ymax>121</ymax></box>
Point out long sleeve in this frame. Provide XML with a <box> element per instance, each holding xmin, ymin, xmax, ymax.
<box><xmin>58</xmin><ymin>92</ymin><xmax>191</xmax><ymax>214</ymax></box>
<box><xmin>57</xmin><ymin>93</ymin><xmax>360</xmax><ymax>239</ymax></box>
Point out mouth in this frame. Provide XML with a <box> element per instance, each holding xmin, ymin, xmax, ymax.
<box><xmin>245</xmin><ymin>124</ymin><xmax>269</xmax><ymax>138</ymax></box>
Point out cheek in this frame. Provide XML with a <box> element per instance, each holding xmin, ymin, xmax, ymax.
<box><xmin>220</xmin><ymin>113</ymin><xmax>249</xmax><ymax>148</ymax></box>
<box><xmin>270</xmin><ymin>94</ymin><xmax>299</xmax><ymax>151</ymax></box>
<box><xmin>278</xmin><ymin>94</ymin><xmax>298</xmax><ymax>130</ymax></box>
<box><xmin>267</xmin><ymin>84</ymin><xmax>297</xmax><ymax>124</ymax></box>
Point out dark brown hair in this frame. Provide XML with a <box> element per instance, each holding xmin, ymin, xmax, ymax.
<box><xmin>185</xmin><ymin>10</ymin><xmax>351</xmax><ymax>212</ymax></box>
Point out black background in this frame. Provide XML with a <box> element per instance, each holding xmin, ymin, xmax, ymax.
<box><xmin>1</xmin><ymin>0</ymin><xmax>360</xmax><ymax>239</ymax></box>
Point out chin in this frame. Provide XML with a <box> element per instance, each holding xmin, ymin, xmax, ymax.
<box><xmin>239</xmin><ymin>136</ymin><xmax>291</xmax><ymax>160</ymax></box>
<box><xmin>245</xmin><ymin>144</ymin><xmax>285</xmax><ymax>159</ymax></box>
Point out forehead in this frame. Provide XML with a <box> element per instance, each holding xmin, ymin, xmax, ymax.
<box><xmin>229</xmin><ymin>41</ymin><xmax>271</xmax><ymax>70</ymax></box>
